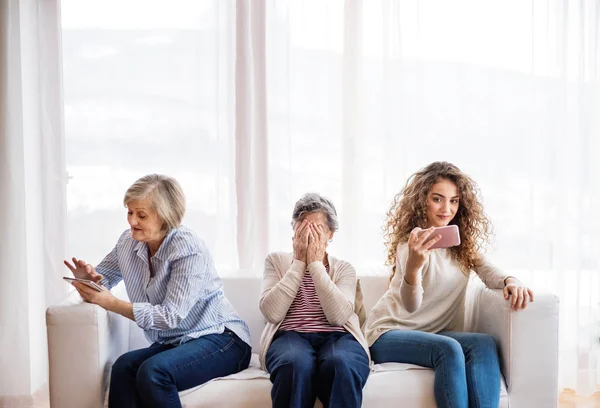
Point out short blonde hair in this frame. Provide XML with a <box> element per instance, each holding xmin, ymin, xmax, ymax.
<box><xmin>123</xmin><ymin>174</ymin><xmax>186</xmax><ymax>232</ymax></box>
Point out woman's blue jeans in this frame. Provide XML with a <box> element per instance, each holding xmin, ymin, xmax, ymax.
<box><xmin>266</xmin><ymin>330</ymin><xmax>370</xmax><ymax>408</ymax></box>
<box><xmin>370</xmin><ymin>330</ymin><xmax>501</xmax><ymax>408</ymax></box>
<box><xmin>108</xmin><ymin>328</ymin><xmax>251</xmax><ymax>408</ymax></box>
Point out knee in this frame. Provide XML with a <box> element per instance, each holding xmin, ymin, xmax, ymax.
<box><xmin>111</xmin><ymin>353</ymin><xmax>137</xmax><ymax>378</ymax></box>
<box><xmin>320</xmin><ymin>353</ymin><xmax>348</xmax><ymax>373</ymax></box>
<box><xmin>321</xmin><ymin>354</ymin><xmax>359</xmax><ymax>381</ymax></box>
<box><xmin>470</xmin><ymin>333</ymin><xmax>498</xmax><ymax>357</ymax></box>
<box><xmin>269</xmin><ymin>351</ymin><xmax>316</xmax><ymax>378</ymax></box>
<box><xmin>321</xmin><ymin>349</ymin><xmax>369</xmax><ymax>380</ymax></box>
<box><xmin>136</xmin><ymin>359</ymin><xmax>172</xmax><ymax>388</ymax></box>
<box><xmin>434</xmin><ymin>337</ymin><xmax>464</xmax><ymax>366</ymax></box>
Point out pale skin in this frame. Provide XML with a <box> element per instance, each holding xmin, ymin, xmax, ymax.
<box><xmin>405</xmin><ymin>178</ymin><xmax>534</xmax><ymax>311</ymax></box>
<box><xmin>292</xmin><ymin>212</ymin><xmax>333</xmax><ymax>265</ymax></box>
<box><xmin>63</xmin><ymin>199</ymin><xmax>167</xmax><ymax>321</ymax></box>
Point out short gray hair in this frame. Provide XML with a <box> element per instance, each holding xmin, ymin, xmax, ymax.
<box><xmin>291</xmin><ymin>193</ymin><xmax>338</xmax><ymax>232</ymax></box>
<box><xmin>123</xmin><ymin>174</ymin><xmax>186</xmax><ymax>232</ymax></box>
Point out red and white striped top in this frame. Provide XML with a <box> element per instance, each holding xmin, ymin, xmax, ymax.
<box><xmin>278</xmin><ymin>263</ymin><xmax>346</xmax><ymax>333</ymax></box>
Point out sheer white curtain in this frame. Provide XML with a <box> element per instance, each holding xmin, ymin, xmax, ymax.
<box><xmin>235</xmin><ymin>0</ymin><xmax>269</xmax><ymax>269</ymax></box>
<box><xmin>60</xmin><ymin>0</ymin><xmax>599</xmax><ymax>395</ymax></box>
<box><xmin>61</xmin><ymin>0</ymin><xmax>240</xmax><ymax>270</ymax></box>
<box><xmin>1</xmin><ymin>0</ymin><xmax>66</xmax><ymax>398</ymax></box>
<box><xmin>264</xmin><ymin>0</ymin><xmax>600</xmax><ymax>394</ymax></box>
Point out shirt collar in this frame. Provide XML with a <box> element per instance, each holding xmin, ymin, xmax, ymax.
<box><xmin>133</xmin><ymin>227</ymin><xmax>179</xmax><ymax>261</ymax></box>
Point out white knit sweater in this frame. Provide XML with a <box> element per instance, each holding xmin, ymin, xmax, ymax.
<box><xmin>363</xmin><ymin>243</ymin><xmax>508</xmax><ymax>346</ymax></box>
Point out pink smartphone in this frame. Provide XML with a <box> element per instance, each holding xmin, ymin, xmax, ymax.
<box><xmin>417</xmin><ymin>225</ymin><xmax>461</xmax><ymax>249</ymax></box>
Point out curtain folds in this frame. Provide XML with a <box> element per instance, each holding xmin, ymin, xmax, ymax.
<box><xmin>54</xmin><ymin>0</ymin><xmax>600</xmax><ymax>395</ymax></box>
<box><xmin>0</xmin><ymin>0</ymin><xmax>66</xmax><ymax>396</ymax></box>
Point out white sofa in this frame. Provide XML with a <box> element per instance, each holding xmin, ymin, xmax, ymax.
<box><xmin>46</xmin><ymin>275</ymin><xmax>559</xmax><ymax>408</ymax></box>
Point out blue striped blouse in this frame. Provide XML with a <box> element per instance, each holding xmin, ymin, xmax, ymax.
<box><xmin>98</xmin><ymin>226</ymin><xmax>251</xmax><ymax>346</ymax></box>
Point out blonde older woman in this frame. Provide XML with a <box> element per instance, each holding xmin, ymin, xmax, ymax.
<box><xmin>64</xmin><ymin>174</ymin><xmax>251</xmax><ymax>408</ymax></box>
<box><xmin>259</xmin><ymin>193</ymin><xmax>370</xmax><ymax>408</ymax></box>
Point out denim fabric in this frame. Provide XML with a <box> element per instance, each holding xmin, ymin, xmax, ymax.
<box><xmin>370</xmin><ymin>330</ymin><xmax>501</xmax><ymax>408</ymax></box>
<box><xmin>108</xmin><ymin>328</ymin><xmax>251</xmax><ymax>408</ymax></box>
<box><xmin>266</xmin><ymin>331</ymin><xmax>370</xmax><ymax>408</ymax></box>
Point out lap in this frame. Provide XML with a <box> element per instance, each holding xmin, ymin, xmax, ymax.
<box><xmin>370</xmin><ymin>329</ymin><xmax>462</xmax><ymax>366</ymax></box>
<box><xmin>267</xmin><ymin>331</ymin><xmax>368</xmax><ymax>375</ymax></box>
<box><xmin>439</xmin><ymin>331</ymin><xmax>496</xmax><ymax>345</ymax></box>
<box><xmin>317</xmin><ymin>332</ymin><xmax>368</xmax><ymax>364</ymax></box>
<box><xmin>439</xmin><ymin>331</ymin><xmax>498</xmax><ymax>356</ymax></box>
<box><xmin>114</xmin><ymin>343</ymin><xmax>171</xmax><ymax>367</ymax></box>
<box><xmin>266</xmin><ymin>331</ymin><xmax>317</xmax><ymax>370</ymax></box>
<box><xmin>138</xmin><ymin>331</ymin><xmax>250</xmax><ymax>390</ymax></box>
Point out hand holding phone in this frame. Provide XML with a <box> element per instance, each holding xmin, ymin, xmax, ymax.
<box><xmin>63</xmin><ymin>257</ymin><xmax>103</xmax><ymax>283</ymax></box>
<box><xmin>63</xmin><ymin>277</ymin><xmax>104</xmax><ymax>292</ymax></box>
<box><xmin>416</xmin><ymin>225</ymin><xmax>461</xmax><ymax>249</ymax></box>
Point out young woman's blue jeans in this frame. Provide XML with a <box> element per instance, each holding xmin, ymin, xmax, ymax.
<box><xmin>370</xmin><ymin>330</ymin><xmax>501</xmax><ymax>408</ymax></box>
<box><xmin>108</xmin><ymin>328</ymin><xmax>251</xmax><ymax>408</ymax></box>
<box><xmin>266</xmin><ymin>330</ymin><xmax>370</xmax><ymax>408</ymax></box>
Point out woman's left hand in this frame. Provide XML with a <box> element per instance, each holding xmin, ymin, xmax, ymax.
<box><xmin>307</xmin><ymin>223</ymin><xmax>328</xmax><ymax>264</ymax></box>
<box><xmin>503</xmin><ymin>277</ymin><xmax>534</xmax><ymax>311</ymax></box>
<box><xmin>72</xmin><ymin>281</ymin><xmax>114</xmax><ymax>310</ymax></box>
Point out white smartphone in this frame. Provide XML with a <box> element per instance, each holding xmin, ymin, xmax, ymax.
<box><xmin>63</xmin><ymin>277</ymin><xmax>103</xmax><ymax>292</ymax></box>
<box><xmin>417</xmin><ymin>225</ymin><xmax>461</xmax><ymax>249</ymax></box>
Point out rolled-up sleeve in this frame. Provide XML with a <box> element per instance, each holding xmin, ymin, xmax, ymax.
<box><xmin>133</xmin><ymin>251</ymin><xmax>205</xmax><ymax>331</ymax></box>
<box><xmin>97</xmin><ymin>244</ymin><xmax>122</xmax><ymax>290</ymax></box>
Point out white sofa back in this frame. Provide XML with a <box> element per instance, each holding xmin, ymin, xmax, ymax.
<box><xmin>49</xmin><ymin>272</ymin><xmax>559</xmax><ymax>408</ymax></box>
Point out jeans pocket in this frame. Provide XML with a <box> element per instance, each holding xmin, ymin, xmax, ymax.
<box><xmin>218</xmin><ymin>336</ymin><xmax>236</xmax><ymax>353</ymax></box>
<box><xmin>236</xmin><ymin>341</ymin><xmax>251</xmax><ymax>372</ymax></box>
<box><xmin>222</xmin><ymin>329</ymin><xmax>251</xmax><ymax>371</ymax></box>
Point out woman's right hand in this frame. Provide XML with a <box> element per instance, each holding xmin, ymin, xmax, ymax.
<box><xmin>64</xmin><ymin>257</ymin><xmax>103</xmax><ymax>283</ymax></box>
<box><xmin>292</xmin><ymin>220</ymin><xmax>310</xmax><ymax>263</ymax></box>
<box><xmin>405</xmin><ymin>227</ymin><xmax>441</xmax><ymax>273</ymax></box>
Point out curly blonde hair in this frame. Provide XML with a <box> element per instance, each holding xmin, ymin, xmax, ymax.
<box><xmin>385</xmin><ymin>162</ymin><xmax>492</xmax><ymax>278</ymax></box>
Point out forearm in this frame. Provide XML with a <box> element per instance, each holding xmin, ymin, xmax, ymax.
<box><xmin>399</xmin><ymin>276</ymin><xmax>423</xmax><ymax>313</ymax></box>
<box><xmin>308</xmin><ymin>262</ymin><xmax>354</xmax><ymax>325</ymax></box>
<box><xmin>398</xmin><ymin>264</ymin><xmax>423</xmax><ymax>312</ymax></box>
<box><xmin>474</xmin><ymin>260</ymin><xmax>509</xmax><ymax>289</ymax></box>
<box><xmin>95</xmin><ymin>243</ymin><xmax>123</xmax><ymax>290</ymax></box>
<box><xmin>404</xmin><ymin>266</ymin><xmax>420</xmax><ymax>285</ymax></box>
<box><xmin>259</xmin><ymin>260</ymin><xmax>305</xmax><ymax>323</ymax></box>
<box><xmin>104</xmin><ymin>297</ymin><xmax>134</xmax><ymax>321</ymax></box>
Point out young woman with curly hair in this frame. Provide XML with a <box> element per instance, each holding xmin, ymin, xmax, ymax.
<box><xmin>363</xmin><ymin>161</ymin><xmax>534</xmax><ymax>408</ymax></box>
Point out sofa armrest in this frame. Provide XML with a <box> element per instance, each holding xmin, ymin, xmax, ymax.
<box><xmin>46</xmin><ymin>284</ymin><xmax>130</xmax><ymax>408</ymax></box>
<box><xmin>465</xmin><ymin>278</ymin><xmax>559</xmax><ymax>408</ymax></box>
